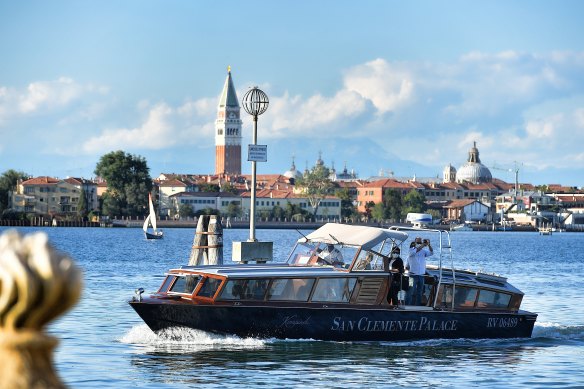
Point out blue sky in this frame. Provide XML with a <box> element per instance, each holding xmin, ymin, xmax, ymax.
<box><xmin>1</xmin><ymin>1</ymin><xmax>583</xmax><ymax>186</ymax></box>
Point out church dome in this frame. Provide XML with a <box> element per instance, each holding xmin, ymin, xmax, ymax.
<box><xmin>455</xmin><ymin>142</ymin><xmax>492</xmax><ymax>184</ymax></box>
<box><xmin>283</xmin><ymin>157</ymin><xmax>301</xmax><ymax>179</ymax></box>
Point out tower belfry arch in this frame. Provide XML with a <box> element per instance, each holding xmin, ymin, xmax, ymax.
<box><xmin>215</xmin><ymin>66</ymin><xmax>243</xmax><ymax>175</ymax></box>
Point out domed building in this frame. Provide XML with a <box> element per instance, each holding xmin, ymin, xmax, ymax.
<box><xmin>283</xmin><ymin>157</ymin><xmax>302</xmax><ymax>180</ymax></box>
<box><xmin>315</xmin><ymin>151</ymin><xmax>324</xmax><ymax>168</ymax></box>
<box><xmin>455</xmin><ymin>142</ymin><xmax>492</xmax><ymax>184</ymax></box>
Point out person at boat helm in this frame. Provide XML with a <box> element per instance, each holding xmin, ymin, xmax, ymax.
<box><xmin>318</xmin><ymin>243</ymin><xmax>344</xmax><ymax>266</ymax></box>
<box><xmin>407</xmin><ymin>237</ymin><xmax>433</xmax><ymax>306</ymax></box>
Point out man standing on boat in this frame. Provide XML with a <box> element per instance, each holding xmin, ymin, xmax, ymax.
<box><xmin>407</xmin><ymin>237</ymin><xmax>433</xmax><ymax>305</ymax></box>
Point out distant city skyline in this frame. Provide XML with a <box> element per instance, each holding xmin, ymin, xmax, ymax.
<box><xmin>1</xmin><ymin>1</ymin><xmax>583</xmax><ymax>186</ymax></box>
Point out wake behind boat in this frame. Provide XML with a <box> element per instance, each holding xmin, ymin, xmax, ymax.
<box><xmin>129</xmin><ymin>223</ymin><xmax>536</xmax><ymax>341</ymax></box>
<box><xmin>143</xmin><ymin>193</ymin><xmax>163</xmax><ymax>240</ymax></box>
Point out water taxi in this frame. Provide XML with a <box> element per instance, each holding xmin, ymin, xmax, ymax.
<box><xmin>129</xmin><ymin>223</ymin><xmax>537</xmax><ymax>341</ymax></box>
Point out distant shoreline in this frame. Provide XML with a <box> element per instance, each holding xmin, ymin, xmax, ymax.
<box><xmin>2</xmin><ymin>218</ymin><xmax>568</xmax><ymax>232</ymax></box>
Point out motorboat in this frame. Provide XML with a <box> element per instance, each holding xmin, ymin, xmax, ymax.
<box><xmin>129</xmin><ymin>223</ymin><xmax>537</xmax><ymax>341</ymax></box>
<box><xmin>451</xmin><ymin>223</ymin><xmax>474</xmax><ymax>232</ymax></box>
<box><xmin>406</xmin><ymin>213</ymin><xmax>433</xmax><ymax>228</ymax></box>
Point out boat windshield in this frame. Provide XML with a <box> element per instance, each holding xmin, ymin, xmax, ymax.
<box><xmin>287</xmin><ymin>241</ymin><xmax>358</xmax><ymax>268</ymax></box>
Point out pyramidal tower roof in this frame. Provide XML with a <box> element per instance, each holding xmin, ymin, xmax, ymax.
<box><xmin>218</xmin><ymin>66</ymin><xmax>239</xmax><ymax>108</ymax></box>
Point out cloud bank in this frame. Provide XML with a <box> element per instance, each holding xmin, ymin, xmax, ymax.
<box><xmin>1</xmin><ymin>50</ymin><xmax>583</xmax><ymax>184</ymax></box>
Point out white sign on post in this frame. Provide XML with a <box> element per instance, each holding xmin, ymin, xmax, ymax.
<box><xmin>248</xmin><ymin>145</ymin><xmax>268</xmax><ymax>162</ymax></box>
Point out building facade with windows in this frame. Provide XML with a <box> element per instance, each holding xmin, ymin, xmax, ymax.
<box><xmin>10</xmin><ymin>176</ymin><xmax>97</xmax><ymax>216</ymax></box>
<box><xmin>170</xmin><ymin>189</ymin><xmax>342</xmax><ymax>219</ymax></box>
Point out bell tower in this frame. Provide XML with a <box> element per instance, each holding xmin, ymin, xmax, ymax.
<box><xmin>215</xmin><ymin>66</ymin><xmax>242</xmax><ymax>175</ymax></box>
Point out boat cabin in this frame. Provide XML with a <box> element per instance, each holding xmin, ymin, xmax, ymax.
<box><xmin>148</xmin><ymin>224</ymin><xmax>525</xmax><ymax>314</ymax></box>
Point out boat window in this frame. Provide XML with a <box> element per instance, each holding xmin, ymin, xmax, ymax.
<box><xmin>287</xmin><ymin>242</ymin><xmax>357</xmax><ymax>269</ymax></box>
<box><xmin>311</xmin><ymin>277</ymin><xmax>357</xmax><ymax>303</ymax></box>
<box><xmin>287</xmin><ymin>242</ymin><xmax>316</xmax><ymax>265</ymax></box>
<box><xmin>159</xmin><ymin>275</ymin><xmax>174</xmax><ymax>292</ymax></box>
<box><xmin>477</xmin><ymin>289</ymin><xmax>511</xmax><ymax>309</ymax></box>
<box><xmin>453</xmin><ymin>286</ymin><xmax>478</xmax><ymax>308</ymax></box>
<box><xmin>197</xmin><ymin>277</ymin><xmax>221</xmax><ymax>298</ymax></box>
<box><xmin>436</xmin><ymin>285</ymin><xmax>478</xmax><ymax>308</ymax></box>
<box><xmin>330</xmin><ymin>246</ymin><xmax>358</xmax><ymax>268</ymax></box>
<box><xmin>218</xmin><ymin>279</ymin><xmax>270</xmax><ymax>301</ymax></box>
<box><xmin>267</xmin><ymin>278</ymin><xmax>315</xmax><ymax>301</ymax></box>
<box><xmin>352</xmin><ymin>250</ymin><xmax>386</xmax><ymax>271</ymax></box>
<box><xmin>169</xmin><ymin>275</ymin><xmax>200</xmax><ymax>295</ymax></box>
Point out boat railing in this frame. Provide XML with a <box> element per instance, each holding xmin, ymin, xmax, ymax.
<box><xmin>386</xmin><ymin>226</ymin><xmax>455</xmax><ymax>310</ymax></box>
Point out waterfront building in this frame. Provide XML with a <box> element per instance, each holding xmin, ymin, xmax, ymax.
<box><xmin>66</xmin><ymin>177</ymin><xmax>99</xmax><ymax>212</ymax></box>
<box><xmin>10</xmin><ymin>176</ymin><xmax>98</xmax><ymax>216</ymax></box>
<box><xmin>170</xmin><ymin>188</ymin><xmax>341</xmax><ymax>219</ymax></box>
<box><xmin>240</xmin><ymin>189</ymin><xmax>342</xmax><ymax>219</ymax></box>
<box><xmin>495</xmin><ymin>190</ymin><xmax>554</xmax><ymax>214</ymax></box>
<box><xmin>553</xmin><ymin>193</ymin><xmax>584</xmax><ymax>210</ymax></box>
<box><xmin>443</xmin><ymin>199</ymin><xmax>490</xmax><ymax>222</ymax></box>
<box><xmin>356</xmin><ymin>178</ymin><xmax>416</xmax><ymax>213</ymax></box>
<box><xmin>215</xmin><ymin>67</ymin><xmax>243</xmax><ymax>175</ymax></box>
<box><xmin>170</xmin><ymin>191</ymin><xmax>241</xmax><ymax>217</ymax></box>
<box><xmin>156</xmin><ymin>176</ymin><xmax>199</xmax><ymax>216</ymax></box>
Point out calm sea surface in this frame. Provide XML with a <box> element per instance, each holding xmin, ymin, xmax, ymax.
<box><xmin>1</xmin><ymin>226</ymin><xmax>583</xmax><ymax>388</ymax></box>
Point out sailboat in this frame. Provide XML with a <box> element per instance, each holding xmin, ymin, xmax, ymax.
<box><xmin>143</xmin><ymin>193</ymin><xmax>163</xmax><ymax>240</ymax></box>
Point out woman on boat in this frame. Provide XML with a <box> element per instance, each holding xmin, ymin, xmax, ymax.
<box><xmin>388</xmin><ymin>247</ymin><xmax>405</xmax><ymax>306</ymax></box>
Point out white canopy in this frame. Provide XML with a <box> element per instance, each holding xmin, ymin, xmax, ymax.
<box><xmin>300</xmin><ymin>223</ymin><xmax>408</xmax><ymax>250</ymax></box>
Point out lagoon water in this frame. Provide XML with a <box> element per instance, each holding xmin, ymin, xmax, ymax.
<box><xmin>1</xmin><ymin>226</ymin><xmax>583</xmax><ymax>388</ymax></box>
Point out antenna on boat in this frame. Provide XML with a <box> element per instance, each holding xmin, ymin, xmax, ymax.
<box><xmin>329</xmin><ymin>234</ymin><xmax>343</xmax><ymax>245</ymax></box>
<box><xmin>296</xmin><ymin>229</ymin><xmax>309</xmax><ymax>241</ymax></box>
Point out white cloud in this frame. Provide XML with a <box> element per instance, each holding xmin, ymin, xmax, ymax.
<box><xmin>177</xmin><ymin>97</ymin><xmax>216</xmax><ymax>118</ymax></box>
<box><xmin>18</xmin><ymin>77</ymin><xmax>107</xmax><ymax>113</ymax></box>
<box><xmin>262</xmin><ymin>89</ymin><xmax>369</xmax><ymax>138</ymax></box>
<box><xmin>343</xmin><ymin>58</ymin><xmax>414</xmax><ymax>113</ymax></box>
<box><xmin>0</xmin><ymin>77</ymin><xmax>108</xmax><ymax>122</ymax></box>
<box><xmin>574</xmin><ymin>108</ymin><xmax>584</xmax><ymax>127</ymax></box>
<box><xmin>525</xmin><ymin>116</ymin><xmax>560</xmax><ymax>139</ymax></box>
<box><xmin>82</xmin><ymin>103</ymin><xmax>176</xmax><ymax>153</ymax></box>
<box><xmin>3</xmin><ymin>51</ymin><xmax>584</xmax><ymax>185</ymax></box>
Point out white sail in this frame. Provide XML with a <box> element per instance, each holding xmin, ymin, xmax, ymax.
<box><xmin>148</xmin><ymin>193</ymin><xmax>157</xmax><ymax>231</ymax></box>
<box><xmin>143</xmin><ymin>214</ymin><xmax>151</xmax><ymax>232</ymax></box>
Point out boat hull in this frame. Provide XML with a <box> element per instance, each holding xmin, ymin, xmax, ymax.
<box><xmin>129</xmin><ymin>299</ymin><xmax>537</xmax><ymax>341</ymax></box>
<box><xmin>145</xmin><ymin>232</ymin><xmax>163</xmax><ymax>240</ymax></box>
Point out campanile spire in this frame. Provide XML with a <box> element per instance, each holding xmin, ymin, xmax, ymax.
<box><xmin>215</xmin><ymin>67</ymin><xmax>243</xmax><ymax>175</ymax></box>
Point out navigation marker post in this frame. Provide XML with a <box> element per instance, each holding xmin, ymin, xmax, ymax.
<box><xmin>232</xmin><ymin>87</ymin><xmax>273</xmax><ymax>263</ymax></box>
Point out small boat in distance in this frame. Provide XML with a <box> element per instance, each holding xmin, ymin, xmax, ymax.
<box><xmin>406</xmin><ymin>213</ymin><xmax>433</xmax><ymax>228</ymax></box>
<box><xmin>451</xmin><ymin>223</ymin><xmax>474</xmax><ymax>232</ymax></box>
<box><xmin>130</xmin><ymin>223</ymin><xmax>537</xmax><ymax>341</ymax></box>
<box><xmin>143</xmin><ymin>193</ymin><xmax>163</xmax><ymax>240</ymax></box>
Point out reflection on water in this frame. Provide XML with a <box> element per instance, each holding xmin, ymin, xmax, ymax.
<box><xmin>3</xmin><ymin>227</ymin><xmax>583</xmax><ymax>387</ymax></box>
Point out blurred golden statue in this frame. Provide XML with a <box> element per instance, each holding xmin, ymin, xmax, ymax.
<box><xmin>0</xmin><ymin>230</ymin><xmax>82</xmax><ymax>389</ymax></box>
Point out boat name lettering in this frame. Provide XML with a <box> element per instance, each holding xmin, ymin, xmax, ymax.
<box><xmin>280</xmin><ymin>315</ymin><xmax>311</xmax><ymax>328</ymax></box>
<box><xmin>331</xmin><ymin>316</ymin><xmax>458</xmax><ymax>332</ymax></box>
<box><xmin>487</xmin><ymin>317</ymin><xmax>518</xmax><ymax>328</ymax></box>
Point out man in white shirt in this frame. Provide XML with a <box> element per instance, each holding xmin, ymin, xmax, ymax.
<box><xmin>407</xmin><ymin>237</ymin><xmax>433</xmax><ymax>305</ymax></box>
